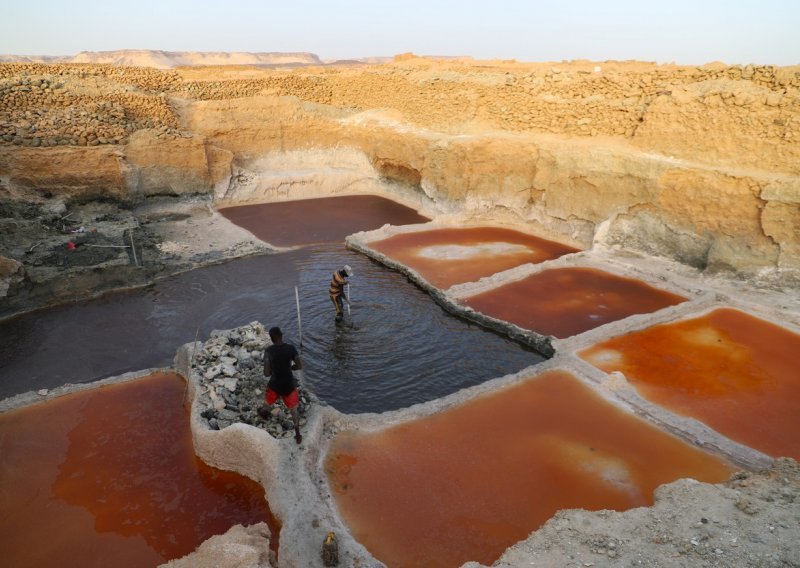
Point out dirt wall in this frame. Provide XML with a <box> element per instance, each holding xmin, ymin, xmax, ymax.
<box><xmin>1</xmin><ymin>60</ymin><xmax>798</xmax><ymax>285</ymax></box>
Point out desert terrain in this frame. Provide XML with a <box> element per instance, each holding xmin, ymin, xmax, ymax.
<box><xmin>1</xmin><ymin>54</ymin><xmax>798</xmax><ymax>314</ymax></box>
<box><xmin>0</xmin><ymin>52</ymin><xmax>798</xmax><ymax>567</ymax></box>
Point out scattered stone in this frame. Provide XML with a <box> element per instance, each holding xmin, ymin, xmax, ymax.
<box><xmin>203</xmin><ymin>365</ymin><xmax>221</xmax><ymax>380</ymax></box>
<box><xmin>216</xmin><ymin>408</ymin><xmax>240</xmax><ymax>421</ymax></box>
<box><xmin>213</xmin><ymin>377</ymin><xmax>238</xmax><ymax>391</ymax></box>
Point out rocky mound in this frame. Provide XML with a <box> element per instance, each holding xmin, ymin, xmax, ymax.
<box><xmin>0</xmin><ymin>69</ymin><xmax>180</xmax><ymax>147</ymax></box>
<box><xmin>2</xmin><ymin>60</ymin><xmax>797</xmax><ymax>165</ymax></box>
<box><xmin>71</xmin><ymin>50</ymin><xmax>322</xmax><ymax>69</ymax></box>
<box><xmin>0</xmin><ymin>50</ymin><xmax>323</xmax><ymax>69</ymax></box>
<box><xmin>191</xmin><ymin>322</ymin><xmax>312</xmax><ymax>438</ymax></box>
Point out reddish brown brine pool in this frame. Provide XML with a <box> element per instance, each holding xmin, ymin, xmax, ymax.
<box><xmin>325</xmin><ymin>370</ymin><xmax>734</xmax><ymax>568</ymax></box>
<box><xmin>368</xmin><ymin>226</ymin><xmax>579</xmax><ymax>288</ymax></box>
<box><xmin>0</xmin><ymin>372</ymin><xmax>277</xmax><ymax>568</ymax></box>
<box><xmin>462</xmin><ymin>267</ymin><xmax>687</xmax><ymax>338</ymax></box>
<box><xmin>580</xmin><ymin>308</ymin><xmax>800</xmax><ymax>459</ymax></box>
<box><xmin>219</xmin><ymin>194</ymin><xmax>429</xmax><ymax>247</ymax></box>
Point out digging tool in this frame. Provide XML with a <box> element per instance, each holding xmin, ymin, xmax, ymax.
<box><xmin>345</xmin><ymin>283</ymin><xmax>352</xmax><ymax>324</ymax></box>
<box><xmin>183</xmin><ymin>326</ymin><xmax>200</xmax><ymax>405</ymax></box>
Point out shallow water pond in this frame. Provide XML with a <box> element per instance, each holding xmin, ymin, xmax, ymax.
<box><xmin>0</xmin><ymin>244</ymin><xmax>540</xmax><ymax>413</ymax></box>
<box><xmin>326</xmin><ymin>370</ymin><xmax>734</xmax><ymax>567</ymax></box>
<box><xmin>0</xmin><ymin>372</ymin><xmax>275</xmax><ymax>568</ymax></box>
<box><xmin>580</xmin><ymin>308</ymin><xmax>800</xmax><ymax>459</ymax></box>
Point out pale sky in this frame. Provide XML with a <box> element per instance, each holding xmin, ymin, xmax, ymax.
<box><xmin>2</xmin><ymin>0</ymin><xmax>798</xmax><ymax>65</ymax></box>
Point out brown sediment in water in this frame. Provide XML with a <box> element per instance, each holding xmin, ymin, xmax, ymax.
<box><xmin>325</xmin><ymin>370</ymin><xmax>734</xmax><ymax>568</ymax></box>
<box><xmin>218</xmin><ymin>195</ymin><xmax>429</xmax><ymax>247</ymax></box>
<box><xmin>368</xmin><ymin>227</ymin><xmax>579</xmax><ymax>288</ymax></box>
<box><xmin>579</xmin><ymin>308</ymin><xmax>800</xmax><ymax>460</ymax></box>
<box><xmin>0</xmin><ymin>372</ymin><xmax>277</xmax><ymax>568</ymax></box>
<box><xmin>462</xmin><ymin>266</ymin><xmax>686</xmax><ymax>338</ymax></box>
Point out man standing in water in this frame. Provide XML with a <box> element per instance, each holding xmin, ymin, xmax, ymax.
<box><xmin>329</xmin><ymin>264</ymin><xmax>353</xmax><ymax>322</ymax></box>
<box><xmin>260</xmin><ymin>326</ymin><xmax>304</xmax><ymax>444</ymax></box>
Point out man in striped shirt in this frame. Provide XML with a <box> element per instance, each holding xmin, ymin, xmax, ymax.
<box><xmin>329</xmin><ymin>264</ymin><xmax>353</xmax><ymax>322</ymax></box>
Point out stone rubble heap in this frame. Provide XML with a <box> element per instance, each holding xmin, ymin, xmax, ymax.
<box><xmin>0</xmin><ymin>62</ymin><xmax>182</xmax><ymax>89</ymax></box>
<box><xmin>192</xmin><ymin>321</ymin><xmax>311</xmax><ymax>438</ymax></box>
<box><xmin>0</xmin><ymin>66</ymin><xmax>180</xmax><ymax>147</ymax></box>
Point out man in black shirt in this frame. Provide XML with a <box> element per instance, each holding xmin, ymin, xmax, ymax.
<box><xmin>260</xmin><ymin>326</ymin><xmax>304</xmax><ymax>444</ymax></box>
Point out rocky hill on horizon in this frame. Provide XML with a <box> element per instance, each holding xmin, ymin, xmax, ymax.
<box><xmin>0</xmin><ymin>49</ymin><xmax>325</xmax><ymax>68</ymax></box>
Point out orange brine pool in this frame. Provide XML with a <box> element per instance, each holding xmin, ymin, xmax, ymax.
<box><xmin>463</xmin><ymin>267</ymin><xmax>686</xmax><ymax>338</ymax></box>
<box><xmin>325</xmin><ymin>370</ymin><xmax>734</xmax><ymax>568</ymax></box>
<box><xmin>579</xmin><ymin>308</ymin><xmax>800</xmax><ymax>459</ymax></box>
<box><xmin>0</xmin><ymin>372</ymin><xmax>277</xmax><ymax>568</ymax></box>
<box><xmin>368</xmin><ymin>227</ymin><xmax>579</xmax><ymax>289</ymax></box>
<box><xmin>219</xmin><ymin>195</ymin><xmax>429</xmax><ymax>247</ymax></box>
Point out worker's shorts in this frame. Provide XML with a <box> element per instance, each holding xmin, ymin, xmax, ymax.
<box><xmin>266</xmin><ymin>387</ymin><xmax>299</xmax><ymax>409</ymax></box>
<box><xmin>330</xmin><ymin>294</ymin><xmax>343</xmax><ymax>314</ymax></box>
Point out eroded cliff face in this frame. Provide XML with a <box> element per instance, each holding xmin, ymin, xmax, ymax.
<box><xmin>1</xmin><ymin>58</ymin><xmax>798</xmax><ymax>288</ymax></box>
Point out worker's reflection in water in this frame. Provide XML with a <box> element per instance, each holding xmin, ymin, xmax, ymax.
<box><xmin>331</xmin><ymin>321</ymin><xmax>357</xmax><ymax>365</ymax></box>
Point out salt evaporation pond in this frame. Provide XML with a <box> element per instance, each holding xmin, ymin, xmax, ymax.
<box><xmin>463</xmin><ymin>267</ymin><xmax>687</xmax><ymax>338</ymax></box>
<box><xmin>580</xmin><ymin>308</ymin><xmax>800</xmax><ymax>459</ymax></box>
<box><xmin>0</xmin><ymin>244</ymin><xmax>541</xmax><ymax>413</ymax></box>
<box><xmin>326</xmin><ymin>370</ymin><xmax>734</xmax><ymax>567</ymax></box>
<box><xmin>0</xmin><ymin>372</ymin><xmax>276</xmax><ymax>568</ymax></box>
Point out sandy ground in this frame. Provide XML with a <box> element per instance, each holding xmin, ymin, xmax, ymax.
<box><xmin>135</xmin><ymin>197</ymin><xmax>275</xmax><ymax>266</ymax></box>
<box><xmin>466</xmin><ymin>458</ymin><xmax>800</xmax><ymax>568</ymax></box>
<box><xmin>0</xmin><ymin>196</ymin><xmax>273</xmax><ymax>319</ymax></box>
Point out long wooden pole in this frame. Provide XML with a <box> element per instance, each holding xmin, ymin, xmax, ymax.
<box><xmin>129</xmin><ymin>229</ymin><xmax>139</xmax><ymax>266</ymax></box>
<box><xmin>184</xmin><ymin>326</ymin><xmax>200</xmax><ymax>405</ymax></box>
<box><xmin>295</xmin><ymin>285</ymin><xmax>303</xmax><ymax>349</ymax></box>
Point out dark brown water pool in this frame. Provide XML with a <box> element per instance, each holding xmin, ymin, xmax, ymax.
<box><xmin>463</xmin><ymin>267</ymin><xmax>686</xmax><ymax>338</ymax></box>
<box><xmin>0</xmin><ymin>245</ymin><xmax>541</xmax><ymax>413</ymax></box>
<box><xmin>219</xmin><ymin>195</ymin><xmax>429</xmax><ymax>247</ymax></box>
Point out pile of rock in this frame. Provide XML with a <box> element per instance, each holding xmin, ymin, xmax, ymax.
<box><xmin>0</xmin><ymin>70</ymin><xmax>180</xmax><ymax>146</ymax></box>
<box><xmin>2</xmin><ymin>60</ymin><xmax>797</xmax><ymax>165</ymax></box>
<box><xmin>0</xmin><ymin>62</ymin><xmax>182</xmax><ymax>93</ymax></box>
<box><xmin>192</xmin><ymin>322</ymin><xmax>311</xmax><ymax>437</ymax></box>
<box><xmin>176</xmin><ymin>79</ymin><xmax>282</xmax><ymax>101</ymax></box>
